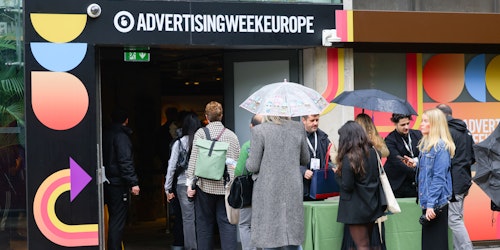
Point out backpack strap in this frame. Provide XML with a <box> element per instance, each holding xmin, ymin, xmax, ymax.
<box><xmin>202</xmin><ymin>127</ymin><xmax>226</xmax><ymax>157</ymax></box>
<box><xmin>202</xmin><ymin>126</ymin><xmax>226</xmax><ymax>141</ymax></box>
<box><xmin>202</xmin><ymin>127</ymin><xmax>211</xmax><ymax>140</ymax></box>
<box><xmin>215</xmin><ymin>128</ymin><xmax>226</xmax><ymax>140</ymax></box>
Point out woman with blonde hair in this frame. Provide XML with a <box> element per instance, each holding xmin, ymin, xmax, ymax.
<box><xmin>355</xmin><ymin>113</ymin><xmax>389</xmax><ymax>157</ymax></box>
<box><xmin>404</xmin><ymin>108</ymin><xmax>455</xmax><ymax>250</ymax></box>
<box><xmin>246</xmin><ymin>115</ymin><xmax>310</xmax><ymax>249</ymax></box>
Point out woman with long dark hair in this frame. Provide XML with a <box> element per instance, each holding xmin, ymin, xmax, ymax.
<box><xmin>164</xmin><ymin>112</ymin><xmax>201</xmax><ymax>250</ymax></box>
<box><xmin>335</xmin><ymin>121</ymin><xmax>385</xmax><ymax>250</ymax></box>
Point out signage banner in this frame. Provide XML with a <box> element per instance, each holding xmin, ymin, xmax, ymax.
<box><xmin>27</xmin><ymin>1</ymin><xmax>342</xmax><ymax>46</ymax></box>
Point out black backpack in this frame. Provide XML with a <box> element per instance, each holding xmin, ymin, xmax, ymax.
<box><xmin>176</xmin><ymin>139</ymin><xmax>190</xmax><ymax>171</ymax></box>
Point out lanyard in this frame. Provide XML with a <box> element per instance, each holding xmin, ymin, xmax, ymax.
<box><xmin>401</xmin><ymin>133</ymin><xmax>414</xmax><ymax>158</ymax></box>
<box><xmin>307</xmin><ymin>132</ymin><xmax>317</xmax><ymax>158</ymax></box>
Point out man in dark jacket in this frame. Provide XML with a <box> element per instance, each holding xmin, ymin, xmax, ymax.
<box><xmin>103</xmin><ymin>109</ymin><xmax>140</xmax><ymax>250</ymax></box>
<box><xmin>301</xmin><ymin>114</ymin><xmax>332</xmax><ymax>201</ymax></box>
<box><xmin>437</xmin><ymin>104</ymin><xmax>475</xmax><ymax>250</ymax></box>
<box><xmin>384</xmin><ymin>113</ymin><xmax>422</xmax><ymax>198</ymax></box>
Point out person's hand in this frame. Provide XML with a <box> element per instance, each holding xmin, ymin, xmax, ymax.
<box><xmin>187</xmin><ymin>185</ymin><xmax>196</xmax><ymax>198</ymax></box>
<box><xmin>166</xmin><ymin>192</ymin><xmax>175</xmax><ymax>202</ymax></box>
<box><xmin>400</xmin><ymin>155</ymin><xmax>417</xmax><ymax>168</ymax></box>
<box><xmin>131</xmin><ymin>185</ymin><xmax>140</xmax><ymax>196</ymax></box>
<box><xmin>304</xmin><ymin>169</ymin><xmax>313</xmax><ymax>180</ymax></box>
<box><xmin>425</xmin><ymin>207</ymin><xmax>436</xmax><ymax>221</ymax></box>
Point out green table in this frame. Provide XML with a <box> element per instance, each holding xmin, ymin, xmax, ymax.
<box><xmin>303</xmin><ymin>197</ymin><xmax>453</xmax><ymax>250</ymax></box>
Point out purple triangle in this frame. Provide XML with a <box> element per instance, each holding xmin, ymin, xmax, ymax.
<box><xmin>70</xmin><ymin>157</ymin><xmax>92</xmax><ymax>202</ymax></box>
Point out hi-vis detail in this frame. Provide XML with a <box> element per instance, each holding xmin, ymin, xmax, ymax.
<box><xmin>114</xmin><ymin>11</ymin><xmax>315</xmax><ymax>34</ymax></box>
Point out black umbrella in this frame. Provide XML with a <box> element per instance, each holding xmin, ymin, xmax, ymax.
<box><xmin>331</xmin><ymin>89</ymin><xmax>418</xmax><ymax>115</ymax></box>
<box><xmin>473</xmin><ymin>124</ymin><xmax>500</xmax><ymax>206</ymax></box>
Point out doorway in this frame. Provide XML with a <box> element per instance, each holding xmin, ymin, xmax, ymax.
<box><xmin>98</xmin><ymin>46</ymin><xmax>300</xmax><ymax>249</ymax></box>
<box><xmin>98</xmin><ymin>47</ymin><xmax>225</xmax><ymax>248</ymax></box>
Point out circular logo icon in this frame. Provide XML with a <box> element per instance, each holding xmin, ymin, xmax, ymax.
<box><xmin>114</xmin><ymin>11</ymin><xmax>135</xmax><ymax>33</ymax></box>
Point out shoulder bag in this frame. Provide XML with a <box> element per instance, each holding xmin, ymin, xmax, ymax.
<box><xmin>375</xmin><ymin>147</ymin><xmax>401</xmax><ymax>214</ymax></box>
<box><xmin>309</xmin><ymin>143</ymin><xmax>339</xmax><ymax>199</ymax></box>
<box><xmin>224</xmin><ymin>178</ymin><xmax>240</xmax><ymax>224</ymax></box>
<box><xmin>228</xmin><ymin>167</ymin><xmax>254</xmax><ymax>208</ymax></box>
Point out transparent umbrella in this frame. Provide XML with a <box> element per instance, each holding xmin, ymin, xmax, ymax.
<box><xmin>239</xmin><ymin>81</ymin><xmax>328</xmax><ymax>117</ymax></box>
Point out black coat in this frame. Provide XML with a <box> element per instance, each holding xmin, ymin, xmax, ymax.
<box><xmin>447</xmin><ymin>117</ymin><xmax>475</xmax><ymax>197</ymax></box>
<box><xmin>300</xmin><ymin>129</ymin><xmax>332</xmax><ymax>198</ymax></box>
<box><xmin>103</xmin><ymin>123</ymin><xmax>139</xmax><ymax>187</ymax></box>
<box><xmin>383</xmin><ymin>129</ymin><xmax>422</xmax><ymax>192</ymax></box>
<box><xmin>337</xmin><ymin>147</ymin><xmax>385</xmax><ymax>224</ymax></box>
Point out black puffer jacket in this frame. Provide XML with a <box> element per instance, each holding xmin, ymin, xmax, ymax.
<box><xmin>448</xmin><ymin>117</ymin><xmax>475</xmax><ymax>197</ymax></box>
<box><xmin>103</xmin><ymin>123</ymin><xmax>139</xmax><ymax>187</ymax></box>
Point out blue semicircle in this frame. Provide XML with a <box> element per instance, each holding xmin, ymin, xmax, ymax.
<box><xmin>465</xmin><ymin>54</ymin><xmax>486</xmax><ymax>102</ymax></box>
<box><xmin>30</xmin><ymin>42</ymin><xmax>87</xmax><ymax>72</ymax></box>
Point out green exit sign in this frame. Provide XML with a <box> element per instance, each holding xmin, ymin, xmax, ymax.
<box><xmin>124</xmin><ymin>51</ymin><xmax>150</xmax><ymax>62</ymax></box>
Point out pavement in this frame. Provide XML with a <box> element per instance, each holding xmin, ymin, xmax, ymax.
<box><xmin>5</xmin><ymin>216</ymin><xmax>500</xmax><ymax>249</ymax></box>
<box><xmin>122</xmin><ymin>217</ymin><xmax>500</xmax><ymax>250</ymax></box>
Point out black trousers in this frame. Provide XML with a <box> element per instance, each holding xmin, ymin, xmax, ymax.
<box><xmin>421</xmin><ymin>205</ymin><xmax>449</xmax><ymax>250</ymax></box>
<box><xmin>170</xmin><ymin>194</ymin><xmax>184</xmax><ymax>246</ymax></box>
<box><xmin>104</xmin><ymin>184</ymin><xmax>130</xmax><ymax>250</ymax></box>
<box><xmin>194</xmin><ymin>187</ymin><xmax>237</xmax><ymax>250</ymax></box>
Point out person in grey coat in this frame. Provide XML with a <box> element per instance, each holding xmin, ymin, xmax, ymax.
<box><xmin>246</xmin><ymin>115</ymin><xmax>310</xmax><ymax>249</ymax></box>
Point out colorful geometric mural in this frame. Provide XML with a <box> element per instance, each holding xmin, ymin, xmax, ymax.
<box><xmin>326</xmin><ymin>49</ymin><xmax>500</xmax><ymax>242</ymax></box>
<box><xmin>32</xmin><ymin>158</ymin><xmax>96</xmax><ymax>247</ymax></box>
<box><xmin>28</xmin><ymin>12</ymin><xmax>98</xmax><ymax>247</ymax></box>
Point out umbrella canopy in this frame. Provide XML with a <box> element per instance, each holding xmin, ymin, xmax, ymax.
<box><xmin>239</xmin><ymin>81</ymin><xmax>328</xmax><ymax>117</ymax></box>
<box><xmin>473</xmin><ymin>124</ymin><xmax>500</xmax><ymax>206</ymax></box>
<box><xmin>331</xmin><ymin>89</ymin><xmax>418</xmax><ymax>115</ymax></box>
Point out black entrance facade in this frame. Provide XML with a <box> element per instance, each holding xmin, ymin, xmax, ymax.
<box><xmin>24</xmin><ymin>1</ymin><xmax>341</xmax><ymax>249</ymax></box>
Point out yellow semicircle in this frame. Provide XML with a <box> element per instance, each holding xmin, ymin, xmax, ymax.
<box><xmin>30</xmin><ymin>14</ymin><xmax>87</xmax><ymax>43</ymax></box>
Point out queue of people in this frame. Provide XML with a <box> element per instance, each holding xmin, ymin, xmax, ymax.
<box><xmin>107</xmin><ymin>98</ymin><xmax>473</xmax><ymax>250</ymax></box>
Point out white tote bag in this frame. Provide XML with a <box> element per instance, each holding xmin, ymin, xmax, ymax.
<box><xmin>224</xmin><ymin>179</ymin><xmax>240</xmax><ymax>224</ymax></box>
<box><xmin>374</xmin><ymin>148</ymin><xmax>401</xmax><ymax>214</ymax></box>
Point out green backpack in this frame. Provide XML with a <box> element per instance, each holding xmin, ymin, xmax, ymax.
<box><xmin>194</xmin><ymin>127</ymin><xmax>229</xmax><ymax>180</ymax></box>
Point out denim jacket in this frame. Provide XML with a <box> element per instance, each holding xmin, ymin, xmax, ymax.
<box><xmin>417</xmin><ymin>140</ymin><xmax>452</xmax><ymax>209</ymax></box>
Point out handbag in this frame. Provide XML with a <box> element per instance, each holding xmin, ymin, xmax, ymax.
<box><xmin>224</xmin><ymin>178</ymin><xmax>240</xmax><ymax>224</ymax></box>
<box><xmin>419</xmin><ymin>203</ymin><xmax>448</xmax><ymax>226</ymax></box>
<box><xmin>309</xmin><ymin>143</ymin><xmax>339</xmax><ymax>199</ymax></box>
<box><xmin>375</xmin><ymin>147</ymin><xmax>401</xmax><ymax>214</ymax></box>
<box><xmin>228</xmin><ymin>168</ymin><xmax>253</xmax><ymax>209</ymax></box>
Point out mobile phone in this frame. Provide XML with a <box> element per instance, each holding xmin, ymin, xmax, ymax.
<box><xmin>396</xmin><ymin>155</ymin><xmax>405</xmax><ymax>160</ymax></box>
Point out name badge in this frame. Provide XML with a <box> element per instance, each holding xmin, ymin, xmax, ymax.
<box><xmin>310</xmin><ymin>158</ymin><xmax>320</xmax><ymax>170</ymax></box>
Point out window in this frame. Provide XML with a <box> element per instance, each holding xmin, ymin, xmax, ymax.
<box><xmin>0</xmin><ymin>0</ymin><xmax>26</xmax><ymax>249</ymax></box>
